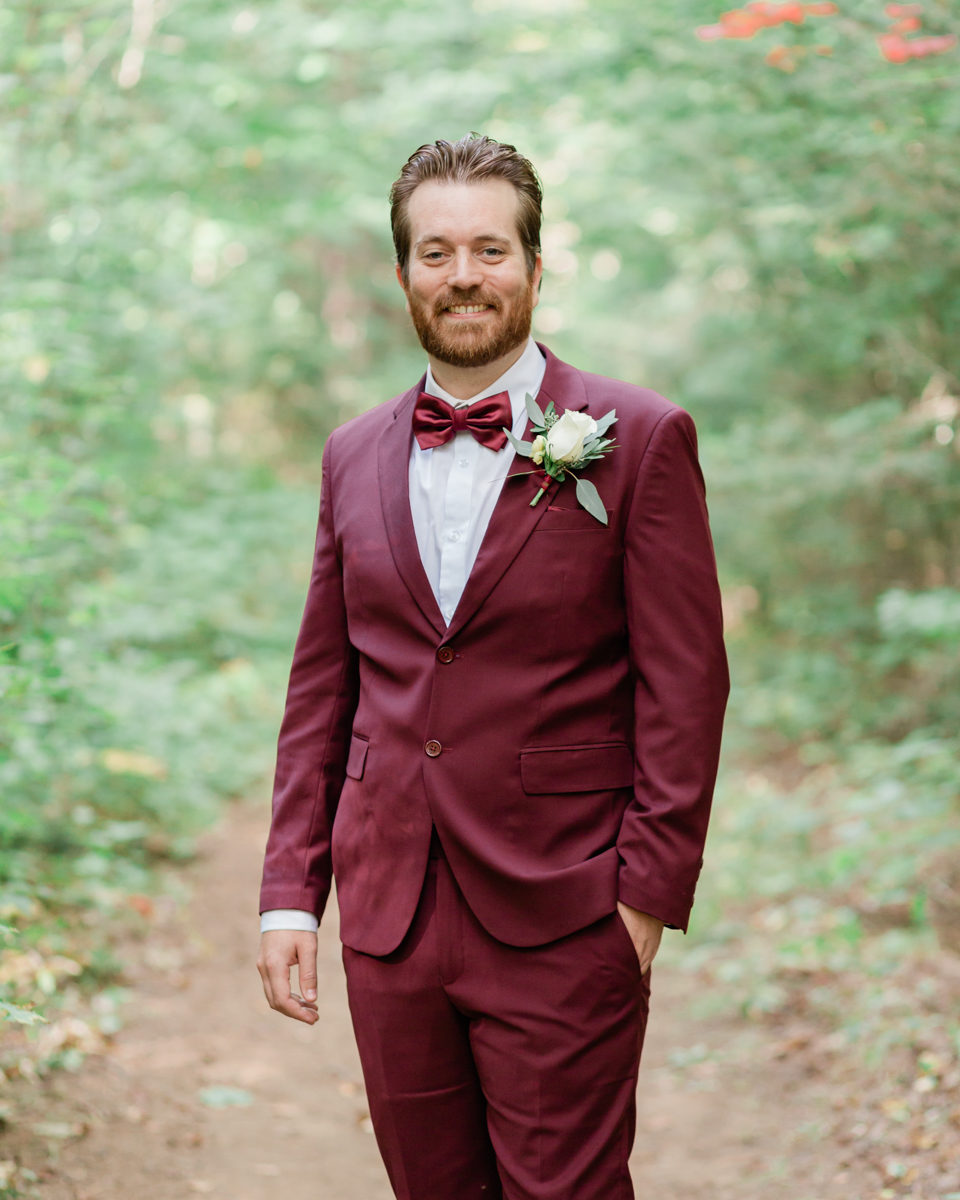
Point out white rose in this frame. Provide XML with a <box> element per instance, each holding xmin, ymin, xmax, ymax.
<box><xmin>545</xmin><ymin>410</ymin><xmax>598</xmax><ymax>465</ymax></box>
<box><xmin>530</xmin><ymin>434</ymin><xmax>546</xmax><ymax>465</ymax></box>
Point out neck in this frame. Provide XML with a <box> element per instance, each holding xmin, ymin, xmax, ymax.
<box><xmin>428</xmin><ymin>338</ymin><xmax>527</xmax><ymax>402</ymax></box>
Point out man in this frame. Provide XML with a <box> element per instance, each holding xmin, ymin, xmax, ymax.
<box><xmin>257</xmin><ymin>134</ymin><xmax>728</xmax><ymax>1200</ymax></box>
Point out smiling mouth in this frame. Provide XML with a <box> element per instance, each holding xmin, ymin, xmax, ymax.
<box><xmin>446</xmin><ymin>304</ymin><xmax>492</xmax><ymax>315</ymax></box>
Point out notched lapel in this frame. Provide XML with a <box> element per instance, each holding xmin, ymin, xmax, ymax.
<box><xmin>536</xmin><ymin>343</ymin><xmax>589</xmax><ymax>415</ymax></box>
<box><xmin>378</xmin><ymin>384</ymin><xmax>446</xmax><ymax>638</ymax></box>
<box><xmin>378</xmin><ymin>349</ymin><xmax>591</xmax><ymax>643</ymax></box>
<box><xmin>444</xmin><ymin>443</ymin><xmax>560</xmax><ymax>640</ymax></box>
<box><xmin>444</xmin><ymin>348</ymin><xmax>585</xmax><ymax>640</ymax></box>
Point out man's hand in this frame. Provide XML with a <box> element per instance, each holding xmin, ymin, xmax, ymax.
<box><xmin>257</xmin><ymin>930</ymin><xmax>319</xmax><ymax>1024</ymax></box>
<box><xmin>616</xmin><ymin>902</ymin><xmax>664</xmax><ymax>975</ymax></box>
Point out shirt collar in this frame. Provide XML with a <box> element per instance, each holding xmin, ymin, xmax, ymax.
<box><xmin>423</xmin><ymin>336</ymin><xmax>546</xmax><ymax>428</ymax></box>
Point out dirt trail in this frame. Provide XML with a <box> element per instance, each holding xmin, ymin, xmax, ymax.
<box><xmin>5</xmin><ymin>800</ymin><xmax>873</xmax><ymax>1200</ymax></box>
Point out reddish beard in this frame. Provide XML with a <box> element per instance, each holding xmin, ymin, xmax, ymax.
<box><xmin>406</xmin><ymin>284</ymin><xmax>536</xmax><ymax>369</ymax></box>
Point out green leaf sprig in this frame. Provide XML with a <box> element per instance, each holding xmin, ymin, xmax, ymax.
<box><xmin>503</xmin><ymin>394</ymin><xmax>618</xmax><ymax>524</ymax></box>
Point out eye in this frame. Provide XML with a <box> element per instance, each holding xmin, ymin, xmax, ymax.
<box><xmin>481</xmin><ymin>247</ymin><xmax>504</xmax><ymax>258</ymax></box>
<box><xmin>423</xmin><ymin>251</ymin><xmax>445</xmax><ymax>261</ymax></box>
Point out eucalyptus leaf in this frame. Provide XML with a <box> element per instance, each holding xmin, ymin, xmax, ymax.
<box><xmin>505</xmin><ymin>429</ymin><xmax>533</xmax><ymax>457</ymax></box>
<box><xmin>593</xmin><ymin>411</ymin><xmax>618</xmax><ymax>438</ymax></box>
<box><xmin>525</xmin><ymin>392</ymin><xmax>545</xmax><ymax>427</ymax></box>
<box><xmin>575</xmin><ymin>477</ymin><xmax>608</xmax><ymax>525</ymax></box>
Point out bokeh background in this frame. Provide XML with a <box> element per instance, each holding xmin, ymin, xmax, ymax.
<box><xmin>3</xmin><ymin>0</ymin><xmax>960</xmax><ymax>1183</ymax></box>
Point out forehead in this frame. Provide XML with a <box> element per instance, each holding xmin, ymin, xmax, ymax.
<box><xmin>406</xmin><ymin>180</ymin><xmax>522</xmax><ymax>245</ymax></box>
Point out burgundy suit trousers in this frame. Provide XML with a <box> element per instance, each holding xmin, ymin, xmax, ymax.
<box><xmin>342</xmin><ymin>849</ymin><xmax>650</xmax><ymax>1200</ymax></box>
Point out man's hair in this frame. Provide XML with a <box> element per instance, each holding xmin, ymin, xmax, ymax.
<box><xmin>390</xmin><ymin>134</ymin><xmax>542</xmax><ymax>284</ymax></box>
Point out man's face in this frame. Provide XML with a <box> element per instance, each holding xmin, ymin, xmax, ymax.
<box><xmin>398</xmin><ymin>180</ymin><xmax>542</xmax><ymax>369</ymax></box>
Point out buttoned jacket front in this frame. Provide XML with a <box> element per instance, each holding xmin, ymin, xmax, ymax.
<box><xmin>259</xmin><ymin>347</ymin><xmax>729</xmax><ymax>955</ymax></box>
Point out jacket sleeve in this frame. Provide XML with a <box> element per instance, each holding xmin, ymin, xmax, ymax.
<box><xmin>617</xmin><ymin>407</ymin><xmax>729</xmax><ymax>932</ymax></box>
<box><xmin>259</xmin><ymin>434</ymin><xmax>360</xmax><ymax>920</ymax></box>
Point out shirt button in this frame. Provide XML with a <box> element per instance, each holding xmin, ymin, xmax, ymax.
<box><xmin>449</xmin><ymin>530</ymin><xmax>460</xmax><ymax>542</ymax></box>
<box><xmin>425</xmin><ymin>740</ymin><xmax>442</xmax><ymax>757</ymax></box>
<box><xmin>459</xmin><ymin>459</ymin><xmax>469</xmax><ymax>468</ymax></box>
<box><xmin>437</xmin><ymin>647</ymin><xmax>454</xmax><ymax>664</ymax></box>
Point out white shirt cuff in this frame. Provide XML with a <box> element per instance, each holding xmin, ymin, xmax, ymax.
<box><xmin>260</xmin><ymin>909</ymin><xmax>319</xmax><ymax>934</ymax></box>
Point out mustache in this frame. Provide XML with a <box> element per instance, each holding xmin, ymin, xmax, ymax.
<box><xmin>431</xmin><ymin>288</ymin><xmax>503</xmax><ymax>317</ymax></box>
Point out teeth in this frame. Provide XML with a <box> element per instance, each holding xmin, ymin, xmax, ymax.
<box><xmin>448</xmin><ymin>305</ymin><xmax>488</xmax><ymax>314</ymax></box>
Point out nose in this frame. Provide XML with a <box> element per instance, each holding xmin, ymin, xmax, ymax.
<box><xmin>447</xmin><ymin>247</ymin><xmax>484</xmax><ymax>291</ymax></box>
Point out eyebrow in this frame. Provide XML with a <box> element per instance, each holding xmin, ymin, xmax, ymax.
<box><xmin>414</xmin><ymin>233</ymin><xmax>512</xmax><ymax>249</ymax></box>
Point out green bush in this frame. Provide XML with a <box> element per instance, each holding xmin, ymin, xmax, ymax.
<box><xmin>2</xmin><ymin>0</ymin><xmax>959</xmax><ymax>1057</ymax></box>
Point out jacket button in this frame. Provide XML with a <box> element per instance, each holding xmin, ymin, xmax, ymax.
<box><xmin>437</xmin><ymin>647</ymin><xmax>455</xmax><ymax>664</ymax></box>
<box><xmin>424</xmin><ymin>740</ymin><xmax>442</xmax><ymax>758</ymax></box>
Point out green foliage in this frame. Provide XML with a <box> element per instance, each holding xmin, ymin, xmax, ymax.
<box><xmin>0</xmin><ymin>0</ymin><xmax>323</xmax><ymax>1026</ymax></box>
<box><xmin>1</xmin><ymin>0</ymin><xmax>958</xmax><ymax>1065</ymax></box>
<box><xmin>0</xmin><ymin>1000</ymin><xmax>45</xmax><ymax>1027</ymax></box>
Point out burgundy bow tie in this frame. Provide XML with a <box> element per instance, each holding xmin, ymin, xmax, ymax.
<box><xmin>412</xmin><ymin>390</ymin><xmax>512</xmax><ymax>452</ymax></box>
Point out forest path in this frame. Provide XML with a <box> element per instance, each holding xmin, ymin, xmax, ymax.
<box><xmin>12</xmin><ymin>800</ymin><xmax>873</xmax><ymax>1200</ymax></box>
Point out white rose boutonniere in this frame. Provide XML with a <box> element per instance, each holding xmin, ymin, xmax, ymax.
<box><xmin>545</xmin><ymin>410</ymin><xmax>598</xmax><ymax>464</ymax></box>
<box><xmin>504</xmin><ymin>395</ymin><xmax>618</xmax><ymax>524</ymax></box>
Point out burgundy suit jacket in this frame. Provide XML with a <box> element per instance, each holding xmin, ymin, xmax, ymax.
<box><xmin>259</xmin><ymin>347</ymin><xmax>729</xmax><ymax>954</ymax></box>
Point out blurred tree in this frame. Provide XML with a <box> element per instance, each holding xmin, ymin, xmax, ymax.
<box><xmin>1</xmin><ymin>0</ymin><xmax>958</xmax><ymax>1035</ymax></box>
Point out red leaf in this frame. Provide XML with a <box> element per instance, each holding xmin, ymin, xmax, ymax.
<box><xmin>698</xmin><ymin>0</ymin><xmax>837</xmax><ymax>42</ymax></box>
<box><xmin>719</xmin><ymin>9</ymin><xmax>766</xmax><ymax>37</ymax></box>
<box><xmin>745</xmin><ymin>1</ymin><xmax>804</xmax><ymax>24</ymax></box>
<box><xmin>878</xmin><ymin>30</ymin><xmax>957</xmax><ymax>60</ymax></box>
<box><xmin>878</xmin><ymin>33</ymin><xmax>911</xmax><ymax>60</ymax></box>
<box><xmin>890</xmin><ymin>16</ymin><xmax>923</xmax><ymax>33</ymax></box>
<box><xmin>766</xmin><ymin>44</ymin><xmax>797</xmax><ymax>69</ymax></box>
<box><xmin>128</xmin><ymin>894</ymin><xmax>155</xmax><ymax>919</ymax></box>
<box><xmin>777</xmin><ymin>2</ymin><xmax>807</xmax><ymax>23</ymax></box>
<box><xmin>910</xmin><ymin>33</ymin><xmax>958</xmax><ymax>56</ymax></box>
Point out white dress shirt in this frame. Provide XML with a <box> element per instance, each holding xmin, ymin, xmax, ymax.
<box><xmin>260</xmin><ymin>337</ymin><xmax>548</xmax><ymax>935</ymax></box>
<box><xmin>409</xmin><ymin>336</ymin><xmax>546</xmax><ymax>624</ymax></box>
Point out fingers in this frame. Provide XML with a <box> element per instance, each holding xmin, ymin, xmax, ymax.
<box><xmin>615</xmin><ymin>901</ymin><xmax>663</xmax><ymax>975</ymax></box>
<box><xmin>257</xmin><ymin>931</ymin><xmax>319</xmax><ymax>1025</ymax></box>
<box><xmin>631</xmin><ymin>936</ymin><xmax>654</xmax><ymax>976</ymax></box>
<box><xmin>636</xmin><ymin>932</ymin><xmax>661</xmax><ymax>975</ymax></box>
<box><xmin>638</xmin><ymin>932</ymin><xmax>662</xmax><ymax>975</ymax></box>
<box><xmin>297</xmin><ymin>939</ymin><xmax>318</xmax><ymax>1003</ymax></box>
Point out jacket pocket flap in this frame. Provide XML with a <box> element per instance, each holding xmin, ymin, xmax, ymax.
<box><xmin>345</xmin><ymin>734</ymin><xmax>369</xmax><ymax>780</ymax></box>
<box><xmin>520</xmin><ymin>743</ymin><xmax>633</xmax><ymax>794</ymax></box>
<box><xmin>535</xmin><ymin>507</ymin><xmax>612</xmax><ymax>531</ymax></box>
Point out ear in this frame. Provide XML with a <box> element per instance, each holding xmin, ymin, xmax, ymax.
<box><xmin>395</xmin><ymin>263</ymin><xmax>412</xmax><ymax>313</ymax></box>
<box><xmin>532</xmin><ymin>252</ymin><xmax>543</xmax><ymax>304</ymax></box>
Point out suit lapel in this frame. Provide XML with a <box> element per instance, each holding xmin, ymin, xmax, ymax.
<box><xmin>378</xmin><ymin>380</ymin><xmax>447</xmax><ymax>637</ymax></box>
<box><xmin>444</xmin><ymin>347</ymin><xmax>588</xmax><ymax>641</ymax></box>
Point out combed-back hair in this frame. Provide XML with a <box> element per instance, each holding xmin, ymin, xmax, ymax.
<box><xmin>390</xmin><ymin>134</ymin><xmax>543</xmax><ymax>283</ymax></box>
